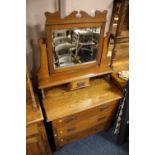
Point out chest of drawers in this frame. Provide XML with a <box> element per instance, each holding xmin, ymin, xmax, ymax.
<box><xmin>42</xmin><ymin>77</ymin><xmax>122</xmax><ymax>149</ymax></box>
<box><xmin>26</xmin><ymin>102</ymin><xmax>52</xmax><ymax>155</ymax></box>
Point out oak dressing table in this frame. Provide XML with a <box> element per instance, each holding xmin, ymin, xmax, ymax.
<box><xmin>37</xmin><ymin>11</ymin><xmax>122</xmax><ymax>149</ymax></box>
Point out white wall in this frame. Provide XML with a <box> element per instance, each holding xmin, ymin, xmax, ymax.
<box><xmin>26</xmin><ymin>0</ymin><xmax>58</xmax><ymax>77</ymax></box>
<box><xmin>60</xmin><ymin>0</ymin><xmax>113</xmax><ymax>33</ymax></box>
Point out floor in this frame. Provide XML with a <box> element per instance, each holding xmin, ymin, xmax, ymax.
<box><xmin>54</xmin><ymin>128</ymin><xmax>129</xmax><ymax>155</ymax></box>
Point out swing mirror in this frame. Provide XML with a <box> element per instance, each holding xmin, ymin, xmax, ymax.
<box><xmin>51</xmin><ymin>27</ymin><xmax>101</xmax><ymax>69</ymax></box>
<box><xmin>45</xmin><ymin>11</ymin><xmax>107</xmax><ymax>73</ymax></box>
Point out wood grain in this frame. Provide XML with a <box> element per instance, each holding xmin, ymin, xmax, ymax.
<box><xmin>26</xmin><ymin>122</ymin><xmax>52</xmax><ymax>155</ymax></box>
<box><xmin>67</xmin><ymin>78</ymin><xmax>90</xmax><ymax>90</ymax></box>
<box><xmin>55</xmin><ymin>123</ymin><xmax>107</xmax><ymax>147</ymax></box>
<box><xmin>26</xmin><ymin>65</ymin><xmax>37</xmax><ymax>111</ymax></box>
<box><xmin>26</xmin><ymin>99</ymin><xmax>52</xmax><ymax>154</ymax></box>
<box><xmin>26</xmin><ymin>99</ymin><xmax>43</xmax><ymax>126</ymax></box>
<box><xmin>42</xmin><ymin>77</ymin><xmax>122</xmax><ymax>122</ymax></box>
<box><xmin>45</xmin><ymin>10</ymin><xmax>107</xmax><ymax>25</ymax></box>
<box><xmin>38</xmin><ymin>39</ymin><xmax>50</xmax><ymax>81</ymax></box>
<box><xmin>53</xmin><ymin>100</ymin><xmax>117</xmax><ymax>129</ymax></box>
<box><xmin>39</xmin><ymin>65</ymin><xmax>113</xmax><ymax>89</ymax></box>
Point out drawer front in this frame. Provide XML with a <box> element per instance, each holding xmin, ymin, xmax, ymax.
<box><xmin>26</xmin><ymin>123</ymin><xmax>39</xmax><ymax>138</ymax></box>
<box><xmin>68</xmin><ymin>78</ymin><xmax>90</xmax><ymax>90</ymax></box>
<box><xmin>54</xmin><ymin>100</ymin><xmax>118</xmax><ymax>129</ymax></box>
<box><xmin>56</xmin><ymin>110</ymin><xmax>111</xmax><ymax>138</ymax></box>
<box><xmin>57</xmin><ymin>123</ymin><xmax>106</xmax><ymax>147</ymax></box>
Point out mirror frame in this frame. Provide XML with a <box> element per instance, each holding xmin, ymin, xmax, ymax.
<box><xmin>45</xmin><ymin>10</ymin><xmax>107</xmax><ymax>74</ymax></box>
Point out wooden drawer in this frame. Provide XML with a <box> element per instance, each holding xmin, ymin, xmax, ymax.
<box><xmin>54</xmin><ymin>100</ymin><xmax>118</xmax><ymax>129</ymax></box>
<box><xmin>55</xmin><ymin>110</ymin><xmax>111</xmax><ymax>138</ymax></box>
<box><xmin>26</xmin><ymin>136</ymin><xmax>38</xmax><ymax>143</ymax></box>
<box><xmin>68</xmin><ymin>78</ymin><xmax>90</xmax><ymax>90</ymax></box>
<box><xmin>26</xmin><ymin>123</ymin><xmax>39</xmax><ymax>138</ymax></box>
<box><xmin>26</xmin><ymin>122</ymin><xmax>52</xmax><ymax>155</ymax></box>
<box><xmin>57</xmin><ymin>123</ymin><xmax>106</xmax><ymax>147</ymax></box>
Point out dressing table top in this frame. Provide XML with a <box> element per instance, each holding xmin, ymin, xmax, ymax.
<box><xmin>42</xmin><ymin>77</ymin><xmax>122</xmax><ymax>122</ymax></box>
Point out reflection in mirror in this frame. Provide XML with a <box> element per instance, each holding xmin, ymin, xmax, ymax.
<box><xmin>52</xmin><ymin>27</ymin><xmax>101</xmax><ymax>68</ymax></box>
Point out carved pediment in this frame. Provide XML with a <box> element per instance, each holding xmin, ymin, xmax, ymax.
<box><xmin>45</xmin><ymin>10</ymin><xmax>107</xmax><ymax>25</ymax></box>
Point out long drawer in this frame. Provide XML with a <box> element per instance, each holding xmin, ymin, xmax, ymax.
<box><xmin>53</xmin><ymin>100</ymin><xmax>118</xmax><ymax>129</ymax></box>
<box><xmin>26</xmin><ymin>123</ymin><xmax>39</xmax><ymax>138</ymax></box>
<box><xmin>55</xmin><ymin>110</ymin><xmax>111</xmax><ymax>138</ymax></box>
<box><xmin>52</xmin><ymin>100</ymin><xmax>119</xmax><ymax>149</ymax></box>
<box><xmin>57</xmin><ymin>123</ymin><xmax>107</xmax><ymax>147</ymax></box>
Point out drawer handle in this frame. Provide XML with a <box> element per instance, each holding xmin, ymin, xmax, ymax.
<box><xmin>77</xmin><ymin>82</ymin><xmax>85</xmax><ymax>88</ymax></box>
<box><xmin>97</xmin><ymin>116</ymin><xmax>106</xmax><ymax>122</ymax></box>
<box><xmin>66</xmin><ymin>116</ymin><xmax>77</xmax><ymax>123</ymax></box>
<box><xmin>67</xmin><ymin>127</ymin><xmax>76</xmax><ymax>133</ymax></box>
<box><xmin>100</xmin><ymin>106</ymin><xmax>109</xmax><ymax>111</ymax></box>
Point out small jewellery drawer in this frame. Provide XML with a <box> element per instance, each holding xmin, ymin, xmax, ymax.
<box><xmin>54</xmin><ymin>101</ymin><xmax>117</xmax><ymax>129</ymax></box>
<box><xmin>68</xmin><ymin>78</ymin><xmax>90</xmax><ymax>91</ymax></box>
<box><xmin>55</xmin><ymin>110</ymin><xmax>111</xmax><ymax>138</ymax></box>
<box><xmin>57</xmin><ymin>123</ymin><xmax>106</xmax><ymax>147</ymax></box>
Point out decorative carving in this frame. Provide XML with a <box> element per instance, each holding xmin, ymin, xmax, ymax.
<box><xmin>45</xmin><ymin>10</ymin><xmax>107</xmax><ymax>25</ymax></box>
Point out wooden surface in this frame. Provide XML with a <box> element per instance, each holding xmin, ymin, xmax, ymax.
<box><xmin>26</xmin><ymin>122</ymin><xmax>52</xmax><ymax>155</ymax></box>
<box><xmin>26</xmin><ymin>97</ymin><xmax>43</xmax><ymax>126</ymax></box>
<box><xmin>26</xmin><ymin>65</ymin><xmax>37</xmax><ymax>111</ymax></box>
<box><xmin>52</xmin><ymin>101</ymin><xmax>118</xmax><ymax>138</ymax></box>
<box><xmin>45</xmin><ymin>10</ymin><xmax>107</xmax><ymax>25</ymax></box>
<box><xmin>39</xmin><ymin>65</ymin><xmax>113</xmax><ymax>89</ymax></box>
<box><xmin>113</xmin><ymin>42</ymin><xmax>129</xmax><ymax>72</ymax></box>
<box><xmin>110</xmin><ymin>0</ymin><xmax>129</xmax><ymax>67</ymax></box>
<box><xmin>110</xmin><ymin>41</ymin><xmax>129</xmax><ymax>90</ymax></box>
<box><xmin>53</xmin><ymin>100</ymin><xmax>116</xmax><ymax>128</ymax></box>
<box><xmin>26</xmin><ymin>96</ymin><xmax>52</xmax><ymax>154</ymax></box>
<box><xmin>68</xmin><ymin>78</ymin><xmax>90</xmax><ymax>90</ymax></box>
<box><xmin>55</xmin><ymin>123</ymin><xmax>107</xmax><ymax>147</ymax></box>
<box><xmin>111</xmin><ymin>73</ymin><xmax>127</xmax><ymax>90</ymax></box>
<box><xmin>42</xmin><ymin>77</ymin><xmax>122</xmax><ymax>122</ymax></box>
<box><xmin>38</xmin><ymin>39</ymin><xmax>50</xmax><ymax>81</ymax></box>
<box><xmin>51</xmin><ymin>96</ymin><xmax>119</xmax><ymax>148</ymax></box>
<box><xmin>108</xmin><ymin>42</ymin><xmax>128</xmax><ymax>72</ymax></box>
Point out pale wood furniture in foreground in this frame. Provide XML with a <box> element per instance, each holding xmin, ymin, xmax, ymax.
<box><xmin>26</xmin><ymin>67</ymin><xmax>52</xmax><ymax>155</ymax></box>
<box><xmin>26</xmin><ymin>102</ymin><xmax>52</xmax><ymax>155</ymax></box>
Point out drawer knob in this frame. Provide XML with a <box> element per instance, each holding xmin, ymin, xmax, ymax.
<box><xmin>66</xmin><ymin>116</ymin><xmax>77</xmax><ymax>123</ymax></box>
<box><xmin>67</xmin><ymin>127</ymin><xmax>76</xmax><ymax>133</ymax></box>
<box><xmin>77</xmin><ymin>82</ymin><xmax>85</xmax><ymax>88</ymax></box>
<box><xmin>59</xmin><ymin>120</ymin><xmax>62</xmax><ymax>123</ymax></box>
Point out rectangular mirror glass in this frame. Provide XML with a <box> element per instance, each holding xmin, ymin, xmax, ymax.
<box><xmin>52</xmin><ymin>27</ymin><xmax>101</xmax><ymax>68</ymax></box>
